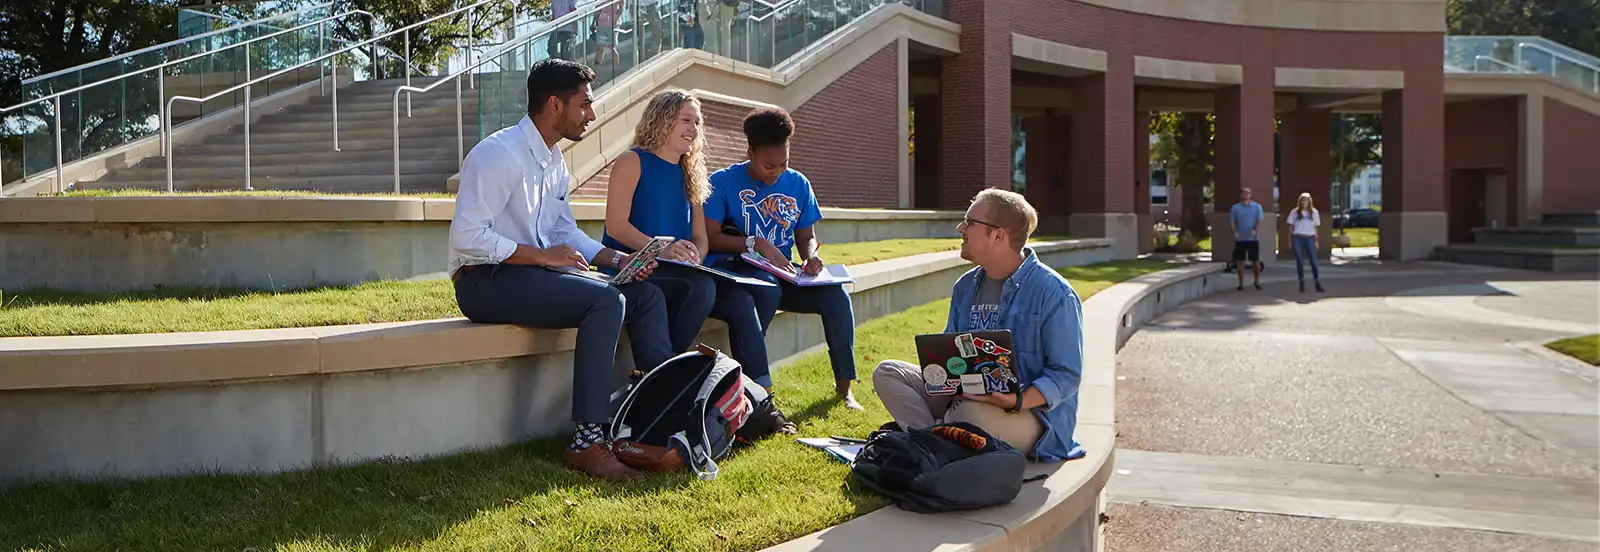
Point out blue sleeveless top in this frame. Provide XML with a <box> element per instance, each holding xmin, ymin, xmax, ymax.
<box><xmin>601</xmin><ymin>148</ymin><xmax>694</xmax><ymax>253</ymax></box>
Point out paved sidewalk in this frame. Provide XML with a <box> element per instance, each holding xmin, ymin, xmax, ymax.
<box><xmin>1107</xmin><ymin>261</ymin><xmax>1599</xmax><ymax>551</ymax></box>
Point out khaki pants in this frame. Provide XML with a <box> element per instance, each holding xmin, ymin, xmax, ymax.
<box><xmin>699</xmin><ymin>1</ymin><xmax>738</xmax><ymax>57</ymax></box>
<box><xmin>872</xmin><ymin>360</ymin><xmax>1044</xmax><ymax>458</ymax></box>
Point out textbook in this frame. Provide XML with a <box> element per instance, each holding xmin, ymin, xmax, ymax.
<box><xmin>556</xmin><ymin>236</ymin><xmax>673</xmax><ymax>285</ymax></box>
<box><xmin>740</xmin><ymin>252</ymin><xmax>855</xmax><ymax>287</ymax></box>
<box><xmin>658</xmin><ymin>258</ymin><xmax>777</xmax><ymax>287</ymax></box>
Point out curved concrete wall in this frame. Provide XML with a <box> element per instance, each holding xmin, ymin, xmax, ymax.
<box><xmin>1077</xmin><ymin>0</ymin><xmax>1445</xmax><ymax>32</ymax></box>
<box><xmin>0</xmin><ymin>197</ymin><xmax>964</xmax><ymax>292</ymax></box>
<box><xmin>0</xmin><ymin>240</ymin><xmax>1113</xmax><ymax>480</ymax></box>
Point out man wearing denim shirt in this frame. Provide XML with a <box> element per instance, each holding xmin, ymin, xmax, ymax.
<box><xmin>873</xmin><ymin>189</ymin><xmax>1087</xmax><ymax>461</ymax></box>
<box><xmin>449</xmin><ymin>59</ymin><xmax>674</xmax><ymax>481</ymax></box>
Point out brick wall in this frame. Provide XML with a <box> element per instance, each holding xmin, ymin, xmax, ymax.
<box><xmin>938</xmin><ymin>1</ymin><xmax>1013</xmax><ymax>207</ymax></box>
<box><xmin>1543</xmin><ymin>97</ymin><xmax>1600</xmax><ymax>213</ymax></box>
<box><xmin>790</xmin><ymin>43</ymin><xmax>903</xmax><ymax>208</ymax></box>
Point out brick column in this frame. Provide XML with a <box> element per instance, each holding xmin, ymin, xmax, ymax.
<box><xmin>1134</xmin><ymin>109</ymin><xmax>1155</xmax><ymax>253</ymax></box>
<box><xmin>1278</xmin><ymin>108</ymin><xmax>1333</xmax><ymax>261</ymax></box>
<box><xmin>1210</xmin><ymin>61</ymin><xmax>1277</xmax><ymax>260</ymax></box>
<box><xmin>938</xmin><ymin>1</ymin><xmax>1011</xmax><ymax>207</ymax></box>
<box><xmin>1380</xmin><ymin>37</ymin><xmax>1448</xmax><ymax>260</ymax></box>
<box><xmin>1068</xmin><ymin>55</ymin><xmax>1138</xmax><ymax>258</ymax></box>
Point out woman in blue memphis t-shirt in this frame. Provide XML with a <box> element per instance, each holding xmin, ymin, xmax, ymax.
<box><xmin>702</xmin><ymin>107</ymin><xmax>861</xmax><ymax>409</ymax></box>
<box><xmin>601</xmin><ymin>90</ymin><xmax>725</xmax><ymax>354</ymax></box>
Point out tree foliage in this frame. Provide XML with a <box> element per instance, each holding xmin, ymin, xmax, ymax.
<box><xmin>1447</xmin><ymin>0</ymin><xmax>1599</xmax><ymax>55</ymax></box>
<box><xmin>1149</xmin><ymin>111</ymin><xmax>1214</xmax><ymax>243</ymax></box>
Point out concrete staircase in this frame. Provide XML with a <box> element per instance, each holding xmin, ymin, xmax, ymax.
<box><xmin>79</xmin><ymin>78</ymin><xmax>493</xmax><ymax>194</ymax></box>
<box><xmin>1435</xmin><ymin>212</ymin><xmax>1600</xmax><ymax>272</ymax></box>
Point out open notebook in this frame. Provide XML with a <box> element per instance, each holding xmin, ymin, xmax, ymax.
<box><xmin>740</xmin><ymin>252</ymin><xmax>855</xmax><ymax>287</ymax></box>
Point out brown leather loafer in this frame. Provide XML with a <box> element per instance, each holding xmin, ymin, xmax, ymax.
<box><xmin>565</xmin><ymin>443</ymin><xmax>644</xmax><ymax>481</ymax></box>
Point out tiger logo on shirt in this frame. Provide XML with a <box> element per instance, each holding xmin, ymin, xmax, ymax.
<box><xmin>738</xmin><ymin>189</ymin><xmax>800</xmax><ymax>247</ymax></box>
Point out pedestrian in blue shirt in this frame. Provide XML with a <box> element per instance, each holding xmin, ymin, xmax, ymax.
<box><xmin>601</xmin><ymin>90</ymin><xmax>718</xmax><ymax>354</ymax></box>
<box><xmin>1229</xmin><ymin>187</ymin><xmax>1265</xmax><ymax>291</ymax></box>
<box><xmin>873</xmin><ymin>189</ymin><xmax>1087</xmax><ymax>462</ymax></box>
<box><xmin>702</xmin><ymin>108</ymin><xmax>862</xmax><ymax>410</ymax></box>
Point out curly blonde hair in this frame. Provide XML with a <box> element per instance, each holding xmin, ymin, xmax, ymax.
<box><xmin>632</xmin><ymin>90</ymin><xmax>710</xmax><ymax>205</ymax></box>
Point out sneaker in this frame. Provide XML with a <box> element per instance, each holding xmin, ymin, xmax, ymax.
<box><xmin>566</xmin><ymin>442</ymin><xmax>644</xmax><ymax>481</ymax></box>
<box><xmin>1315</xmin><ymin>281</ymin><xmax>1325</xmax><ymax>293</ymax></box>
<box><xmin>1254</xmin><ymin>283</ymin><xmax>1263</xmax><ymax>291</ymax></box>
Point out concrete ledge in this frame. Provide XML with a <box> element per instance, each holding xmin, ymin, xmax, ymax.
<box><xmin>1013</xmin><ymin>34</ymin><xmax>1107</xmax><ymax>76</ymax></box>
<box><xmin>0</xmin><ymin>197</ymin><xmax>969</xmax><ymax>292</ymax></box>
<box><xmin>1276</xmin><ymin>67</ymin><xmax>1404</xmax><ymax>91</ymax></box>
<box><xmin>1471</xmin><ymin>226</ymin><xmax>1600</xmax><ymax>247</ymax></box>
<box><xmin>765</xmin><ymin>263</ymin><xmax>1228</xmax><ymax>552</ymax></box>
<box><xmin>0</xmin><ymin>239</ymin><xmax>1114</xmax><ymax>480</ymax></box>
<box><xmin>1435</xmin><ymin>244</ymin><xmax>1600</xmax><ymax>273</ymax></box>
<box><xmin>1134</xmin><ymin>56</ymin><xmax>1243</xmax><ymax>87</ymax></box>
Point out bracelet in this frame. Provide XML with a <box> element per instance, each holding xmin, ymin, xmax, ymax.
<box><xmin>612</xmin><ymin>251</ymin><xmax>624</xmax><ymax>268</ymax></box>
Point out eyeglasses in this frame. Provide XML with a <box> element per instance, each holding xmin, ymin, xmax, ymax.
<box><xmin>959</xmin><ymin>216</ymin><xmax>1002</xmax><ymax>230</ymax></box>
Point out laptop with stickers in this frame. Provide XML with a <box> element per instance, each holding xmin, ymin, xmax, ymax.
<box><xmin>913</xmin><ymin>330</ymin><xmax>1018</xmax><ymax>397</ymax></box>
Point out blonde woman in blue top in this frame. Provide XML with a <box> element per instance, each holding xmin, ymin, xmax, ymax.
<box><xmin>602</xmin><ymin>90</ymin><xmax>718</xmax><ymax>354</ymax></box>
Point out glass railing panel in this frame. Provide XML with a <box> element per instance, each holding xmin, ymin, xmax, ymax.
<box><xmin>1444</xmin><ymin>35</ymin><xmax>1599</xmax><ymax>94</ymax></box>
<box><xmin>461</xmin><ymin>0</ymin><xmax>939</xmax><ymax>155</ymax></box>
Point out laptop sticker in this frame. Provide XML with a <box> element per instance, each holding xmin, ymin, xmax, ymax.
<box><xmin>945</xmin><ymin>356</ymin><xmax>968</xmax><ymax>377</ymax></box>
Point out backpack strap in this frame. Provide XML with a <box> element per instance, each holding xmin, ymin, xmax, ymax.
<box><xmin>671</xmin><ymin>431</ymin><xmax>720</xmax><ymax>481</ymax></box>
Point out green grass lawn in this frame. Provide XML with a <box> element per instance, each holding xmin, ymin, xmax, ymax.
<box><xmin>0</xmin><ymin>238</ymin><xmax>1074</xmax><ymax>338</ymax></box>
<box><xmin>1338</xmin><ymin>228</ymin><xmax>1379</xmax><ymax>248</ymax></box>
<box><xmin>1546</xmin><ymin>334</ymin><xmax>1600</xmax><ymax>366</ymax></box>
<box><xmin>0</xmin><ymin>259</ymin><xmax>1179</xmax><ymax>552</ymax></box>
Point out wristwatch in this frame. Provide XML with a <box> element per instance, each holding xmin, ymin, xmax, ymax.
<box><xmin>745</xmin><ymin>235</ymin><xmax>758</xmax><ymax>254</ymax></box>
<box><xmin>612</xmin><ymin>250</ymin><xmax>625</xmax><ymax>268</ymax></box>
<box><xmin>1007</xmin><ymin>387</ymin><xmax>1026</xmax><ymax>413</ymax></box>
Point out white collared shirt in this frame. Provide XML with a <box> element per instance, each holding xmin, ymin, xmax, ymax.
<box><xmin>448</xmin><ymin>115</ymin><xmax>604</xmax><ymax>275</ymax></box>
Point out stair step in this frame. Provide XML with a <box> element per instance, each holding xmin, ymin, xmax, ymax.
<box><xmin>110</xmin><ymin>158</ymin><xmax>461</xmax><ymax>180</ymax></box>
<box><xmin>300</xmin><ymin>95</ymin><xmax>483</xmax><ymax>113</ymax></box>
<box><xmin>206</xmin><ymin>125</ymin><xmax>467</xmax><ymax>143</ymax></box>
<box><xmin>79</xmin><ymin>173</ymin><xmax>457</xmax><ymax>194</ymax></box>
<box><xmin>236</xmin><ymin>116</ymin><xmax>474</xmax><ymax>134</ymax></box>
<box><xmin>153</xmin><ymin>147</ymin><xmax>461</xmax><ymax>167</ymax></box>
<box><xmin>262</xmin><ymin>105</ymin><xmax>483</xmax><ymax>123</ymax></box>
<box><xmin>179</xmin><ymin>138</ymin><xmax>465</xmax><ymax>156</ymax></box>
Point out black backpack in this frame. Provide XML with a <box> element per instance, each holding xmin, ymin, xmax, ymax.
<box><xmin>609</xmin><ymin>345</ymin><xmax>790</xmax><ymax>480</ymax></box>
<box><xmin>850</xmin><ymin>422</ymin><xmax>1034</xmax><ymax>513</ymax></box>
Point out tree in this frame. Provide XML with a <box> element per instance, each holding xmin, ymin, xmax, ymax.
<box><xmin>1</xmin><ymin>0</ymin><xmax>178</xmax><ymax>184</ymax></box>
<box><xmin>1150</xmin><ymin>111</ymin><xmax>1215</xmax><ymax>247</ymax></box>
<box><xmin>1329</xmin><ymin>114</ymin><xmax>1382</xmax><ymax>213</ymax></box>
<box><xmin>1448</xmin><ymin>0</ymin><xmax>1599</xmax><ymax>56</ymax></box>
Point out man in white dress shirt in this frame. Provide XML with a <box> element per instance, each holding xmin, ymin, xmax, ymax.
<box><xmin>449</xmin><ymin>58</ymin><xmax>672</xmax><ymax>481</ymax></box>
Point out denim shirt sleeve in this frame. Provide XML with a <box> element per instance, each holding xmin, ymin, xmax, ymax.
<box><xmin>1029</xmin><ymin>290</ymin><xmax>1084</xmax><ymax>411</ymax></box>
<box><xmin>945</xmin><ymin>271</ymin><xmax>974</xmax><ymax>333</ymax></box>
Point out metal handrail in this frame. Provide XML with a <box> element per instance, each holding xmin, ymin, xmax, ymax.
<box><xmin>164</xmin><ymin>0</ymin><xmax>518</xmax><ymax>191</ymax></box>
<box><xmin>22</xmin><ymin>2</ymin><xmax>338</xmax><ymax>85</ymax></box>
<box><xmin>390</xmin><ymin>0</ymin><xmax>625</xmax><ymax>192</ymax></box>
<box><xmin>1473</xmin><ymin>55</ymin><xmax>1527</xmax><ymax>73</ymax></box>
<box><xmin>1514</xmin><ymin>41</ymin><xmax>1600</xmax><ymax>72</ymax></box>
<box><xmin>0</xmin><ymin>8</ymin><xmax>377</xmax><ymax>196</ymax></box>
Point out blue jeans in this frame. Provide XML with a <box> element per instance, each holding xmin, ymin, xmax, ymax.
<box><xmin>709</xmin><ymin>258</ymin><xmax>857</xmax><ymax>387</ymax></box>
<box><xmin>453</xmin><ymin>264</ymin><xmax>674</xmax><ymax>424</ymax></box>
<box><xmin>1292</xmin><ymin>235</ymin><xmax>1320</xmax><ymax>281</ymax></box>
<box><xmin>644</xmin><ymin>263</ymin><xmax>717</xmax><ymax>354</ymax></box>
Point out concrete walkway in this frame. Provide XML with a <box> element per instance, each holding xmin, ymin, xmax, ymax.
<box><xmin>1106</xmin><ymin>259</ymin><xmax>1600</xmax><ymax>551</ymax></box>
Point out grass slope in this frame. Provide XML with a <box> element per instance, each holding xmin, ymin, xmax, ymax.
<box><xmin>0</xmin><ymin>260</ymin><xmax>1179</xmax><ymax>552</ymax></box>
<box><xmin>1546</xmin><ymin>334</ymin><xmax>1600</xmax><ymax>366</ymax></box>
